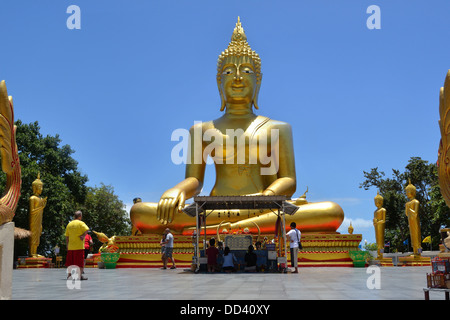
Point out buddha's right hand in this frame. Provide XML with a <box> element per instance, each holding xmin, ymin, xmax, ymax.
<box><xmin>157</xmin><ymin>188</ymin><xmax>186</xmax><ymax>225</ymax></box>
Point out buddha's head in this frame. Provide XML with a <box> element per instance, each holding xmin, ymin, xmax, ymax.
<box><xmin>374</xmin><ymin>191</ymin><xmax>383</xmax><ymax>208</ymax></box>
<box><xmin>405</xmin><ymin>179</ymin><xmax>416</xmax><ymax>199</ymax></box>
<box><xmin>32</xmin><ymin>173</ymin><xmax>43</xmax><ymax>196</ymax></box>
<box><xmin>217</xmin><ymin>17</ymin><xmax>262</xmax><ymax>112</ymax></box>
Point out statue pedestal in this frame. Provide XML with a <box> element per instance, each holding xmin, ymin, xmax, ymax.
<box><xmin>17</xmin><ymin>256</ymin><xmax>52</xmax><ymax>268</ymax></box>
<box><xmin>112</xmin><ymin>235</ymin><xmax>195</xmax><ymax>268</ymax></box>
<box><xmin>112</xmin><ymin>233</ymin><xmax>363</xmax><ymax>268</ymax></box>
<box><xmin>438</xmin><ymin>245</ymin><xmax>450</xmax><ymax>259</ymax></box>
<box><xmin>85</xmin><ymin>253</ymin><xmax>99</xmax><ymax>268</ymax></box>
<box><xmin>398</xmin><ymin>255</ymin><xmax>431</xmax><ymax>267</ymax></box>
<box><xmin>297</xmin><ymin>233</ymin><xmax>363</xmax><ymax>267</ymax></box>
<box><xmin>0</xmin><ymin>222</ymin><xmax>15</xmax><ymax>300</ymax></box>
<box><xmin>372</xmin><ymin>257</ymin><xmax>394</xmax><ymax>267</ymax></box>
<box><xmin>438</xmin><ymin>252</ymin><xmax>450</xmax><ymax>259</ymax></box>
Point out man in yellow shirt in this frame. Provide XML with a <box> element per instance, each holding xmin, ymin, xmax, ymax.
<box><xmin>65</xmin><ymin>211</ymin><xmax>90</xmax><ymax>280</ymax></box>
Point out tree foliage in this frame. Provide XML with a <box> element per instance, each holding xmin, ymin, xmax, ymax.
<box><xmin>0</xmin><ymin>120</ymin><xmax>130</xmax><ymax>258</ymax></box>
<box><xmin>360</xmin><ymin>157</ymin><xmax>450</xmax><ymax>252</ymax></box>
<box><xmin>81</xmin><ymin>183</ymin><xmax>131</xmax><ymax>252</ymax></box>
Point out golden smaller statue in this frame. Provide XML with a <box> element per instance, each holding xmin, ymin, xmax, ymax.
<box><xmin>373</xmin><ymin>191</ymin><xmax>386</xmax><ymax>260</ymax></box>
<box><xmin>28</xmin><ymin>173</ymin><xmax>47</xmax><ymax>257</ymax></box>
<box><xmin>348</xmin><ymin>222</ymin><xmax>354</xmax><ymax>234</ymax></box>
<box><xmin>93</xmin><ymin>231</ymin><xmax>118</xmax><ymax>253</ymax></box>
<box><xmin>405</xmin><ymin>180</ymin><xmax>422</xmax><ymax>257</ymax></box>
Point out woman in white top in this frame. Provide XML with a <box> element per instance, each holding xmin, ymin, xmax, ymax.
<box><xmin>222</xmin><ymin>246</ymin><xmax>237</xmax><ymax>273</ymax></box>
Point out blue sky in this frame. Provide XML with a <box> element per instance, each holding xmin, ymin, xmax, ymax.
<box><xmin>1</xmin><ymin>0</ymin><xmax>449</xmax><ymax>245</ymax></box>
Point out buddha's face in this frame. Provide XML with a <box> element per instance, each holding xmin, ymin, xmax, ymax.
<box><xmin>374</xmin><ymin>198</ymin><xmax>383</xmax><ymax>208</ymax></box>
<box><xmin>406</xmin><ymin>189</ymin><xmax>415</xmax><ymax>200</ymax></box>
<box><xmin>219</xmin><ymin>55</ymin><xmax>257</xmax><ymax>109</ymax></box>
<box><xmin>33</xmin><ymin>183</ymin><xmax>43</xmax><ymax>196</ymax></box>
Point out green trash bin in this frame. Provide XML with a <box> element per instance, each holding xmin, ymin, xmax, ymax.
<box><xmin>100</xmin><ymin>252</ymin><xmax>120</xmax><ymax>269</ymax></box>
<box><xmin>349</xmin><ymin>251</ymin><xmax>369</xmax><ymax>267</ymax></box>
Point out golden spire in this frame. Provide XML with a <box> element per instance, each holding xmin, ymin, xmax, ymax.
<box><xmin>231</xmin><ymin>16</ymin><xmax>247</xmax><ymax>42</ymax></box>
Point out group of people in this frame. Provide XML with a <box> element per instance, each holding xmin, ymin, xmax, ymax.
<box><xmin>64</xmin><ymin>211</ymin><xmax>179</xmax><ymax>282</ymax></box>
<box><xmin>203</xmin><ymin>221</ymin><xmax>302</xmax><ymax>273</ymax></box>
<box><xmin>64</xmin><ymin>210</ymin><xmax>301</xmax><ymax>278</ymax></box>
<box><xmin>205</xmin><ymin>238</ymin><xmax>250</xmax><ymax>273</ymax></box>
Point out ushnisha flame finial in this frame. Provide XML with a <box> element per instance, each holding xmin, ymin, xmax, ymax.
<box><xmin>231</xmin><ymin>16</ymin><xmax>247</xmax><ymax>42</ymax></box>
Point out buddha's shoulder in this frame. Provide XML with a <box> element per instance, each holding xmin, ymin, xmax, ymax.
<box><xmin>262</xmin><ymin>117</ymin><xmax>293</xmax><ymax>133</ymax></box>
<box><xmin>189</xmin><ymin>120</ymin><xmax>215</xmax><ymax>132</ymax></box>
<box><xmin>188</xmin><ymin>116</ymin><xmax>292</xmax><ymax>132</ymax></box>
<box><xmin>263</xmin><ymin>117</ymin><xmax>291</xmax><ymax>127</ymax></box>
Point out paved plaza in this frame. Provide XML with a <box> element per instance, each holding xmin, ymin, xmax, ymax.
<box><xmin>11</xmin><ymin>265</ymin><xmax>445</xmax><ymax>301</ymax></box>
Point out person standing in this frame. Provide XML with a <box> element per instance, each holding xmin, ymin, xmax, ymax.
<box><xmin>286</xmin><ymin>222</ymin><xmax>301</xmax><ymax>273</ymax></box>
<box><xmin>65</xmin><ymin>211</ymin><xmax>89</xmax><ymax>280</ymax></box>
<box><xmin>161</xmin><ymin>228</ymin><xmax>176</xmax><ymax>269</ymax></box>
<box><xmin>84</xmin><ymin>232</ymin><xmax>93</xmax><ymax>259</ymax></box>
<box><xmin>83</xmin><ymin>231</ymin><xmax>93</xmax><ymax>270</ymax></box>
<box><xmin>160</xmin><ymin>232</ymin><xmax>167</xmax><ymax>268</ymax></box>
<box><xmin>206</xmin><ymin>238</ymin><xmax>219</xmax><ymax>273</ymax></box>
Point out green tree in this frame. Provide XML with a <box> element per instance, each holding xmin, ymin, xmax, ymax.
<box><xmin>0</xmin><ymin>120</ymin><xmax>131</xmax><ymax>259</ymax></box>
<box><xmin>0</xmin><ymin>120</ymin><xmax>89</xmax><ymax>257</ymax></box>
<box><xmin>81</xmin><ymin>183</ymin><xmax>131</xmax><ymax>252</ymax></box>
<box><xmin>360</xmin><ymin>157</ymin><xmax>450</xmax><ymax>252</ymax></box>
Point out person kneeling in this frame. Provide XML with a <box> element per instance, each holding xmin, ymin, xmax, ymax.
<box><xmin>222</xmin><ymin>247</ymin><xmax>237</xmax><ymax>273</ymax></box>
<box><xmin>244</xmin><ymin>245</ymin><xmax>257</xmax><ymax>272</ymax></box>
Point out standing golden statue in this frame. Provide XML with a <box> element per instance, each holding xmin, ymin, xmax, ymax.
<box><xmin>373</xmin><ymin>191</ymin><xmax>386</xmax><ymax>260</ymax></box>
<box><xmin>405</xmin><ymin>180</ymin><xmax>422</xmax><ymax>257</ymax></box>
<box><xmin>28</xmin><ymin>173</ymin><xmax>47</xmax><ymax>257</ymax></box>
<box><xmin>437</xmin><ymin>70</ymin><xmax>450</xmax><ymax>208</ymax></box>
<box><xmin>130</xmin><ymin>17</ymin><xmax>344</xmax><ymax>235</ymax></box>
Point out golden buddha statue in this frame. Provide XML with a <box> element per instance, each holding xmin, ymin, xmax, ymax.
<box><xmin>373</xmin><ymin>191</ymin><xmax>386</xmax><ymax>259</ymax></box>
<box><xmin>28</xmin><ymin>173</ymin><xmax>47</xmax><ymax>257</ymax></box>
<box><xmin>437</xmin><ymin>70</ymin><xmax>450</xmax><ymax>208</ymax></box>
<box><xmin>130</xmin><ymin>17</ymin><xmax>344</xmax><ymax>235</ymax></box>
<box><xmin>405</xmin><ymin>180</ymin><xmax>422</xmax><ymax>257</ymax></box>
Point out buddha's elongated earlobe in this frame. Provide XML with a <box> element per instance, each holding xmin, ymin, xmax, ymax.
<box><xmin>218</xmin><ymin>85</ymin><xmax>226</xmax><ymax>111</ymax></box>
<box><xmin>252</xmin><ymin>98</ymin><xmax>259</xmax><ymax>110</ymax></box>
<box><xmin>252</xmin><ymin>82</ymin><xmax>261</xmax><ymax>110</ymax></box>
<box><xmin>220</xmin><ymin>97</ymin><xmax>226</xmax><ymax>111</ymax></box>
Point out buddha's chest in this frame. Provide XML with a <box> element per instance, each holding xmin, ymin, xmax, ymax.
<box><xmin>202</xmin><ymin>128</ymin><xmax>278</xmax><ymax>164</ymax></box>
